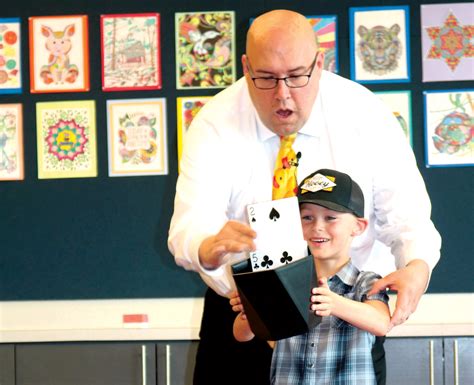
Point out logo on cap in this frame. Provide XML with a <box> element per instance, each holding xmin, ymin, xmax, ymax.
<box><xmin>300</xmin><ymin>173</ymin><xmax>336</xmax><ymax>194</ymax></box>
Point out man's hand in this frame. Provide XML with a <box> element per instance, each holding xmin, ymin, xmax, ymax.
<box><xmin>198</xmin><ymin>220</ymin><xmax>256</xmax><ymax>270</ymax></box>
<box><xmin>368</xmin><ymin>259</ymin><xmax>430</xmax><ymax>330</ymax></box>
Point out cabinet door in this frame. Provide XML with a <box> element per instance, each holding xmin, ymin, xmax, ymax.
<box><xmin>444</xmin><ymin>337</ymin><xmax>474</xmax><ymax>385</ymax></box>
<box><xmin>0</xmin><ymin>344</ymin><xmax>15</xmax><ymax>385</ymax></box>
<box><xmin>157</xmin><ymin>341</ymin><xmax>198</xmax><ymax>385</ymax></box>
<box><xmin>16</xmin><ymin>342</ymin><xmax>156</xmax><ymax>385</ymax></box>
<box><xmin>385</xmin><ymin>337</ymin><xmax>444</xmax><ymax>385</ymax></box>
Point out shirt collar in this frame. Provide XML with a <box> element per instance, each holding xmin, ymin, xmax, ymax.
<box><xmin>254</xmin><ymin>88</ymin><xmax>324</xmax><ymax>142</ymax></box>
<box><xmin>332</xmin><ymin>260</ymin><xmax>360</xmax><ymax>287</ymax></box>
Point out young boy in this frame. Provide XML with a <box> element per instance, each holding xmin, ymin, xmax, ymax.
<box><xmin>231</xmin><ymin>168</ymin><xmax>391</xmax><ymax>385</ymax></box>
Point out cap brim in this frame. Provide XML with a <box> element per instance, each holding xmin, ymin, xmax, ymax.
<box><xmin>298</xmin><ymin>199</ymin><xmax>355</xmax><ymax>216</ymax></box>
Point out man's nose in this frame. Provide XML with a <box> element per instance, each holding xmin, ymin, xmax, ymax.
<box><xmin>275</xmin><ymin>79</ymin><xmax>291</xmax><ymax>100</ymax></box>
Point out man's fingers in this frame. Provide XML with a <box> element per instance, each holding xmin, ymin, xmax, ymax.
<box><xmin>390</xmin><ymin>306</ymin><xmax>411</xmax><ymax>327</ymax></box>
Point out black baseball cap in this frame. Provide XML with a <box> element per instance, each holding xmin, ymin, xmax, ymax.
<box><xmin>297</xmin><ymin>169</ymin><xmax>365</xmax><ymax>218</ymax></box>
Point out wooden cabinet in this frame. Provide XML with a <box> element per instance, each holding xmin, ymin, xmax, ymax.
<box><xmin>385</xmin><ymin>337</ymin><xmax>474</xmax><ymax>385</ymax></box>
<box><xmin>15</xmin><ymin>343</ymin><xmax>156</xmax><ymax>385</ymax></box>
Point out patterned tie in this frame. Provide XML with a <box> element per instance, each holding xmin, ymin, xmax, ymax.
<box><xmin>272</xmin><ymin>134</ymin><xmax>301</xmax><ymax>200</ymax></box>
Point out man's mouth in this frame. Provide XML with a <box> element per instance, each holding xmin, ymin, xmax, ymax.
<box><xmin>276</xmin><ymin>109</ymin><xmax>292</xmax><ymax>118</ymax></box>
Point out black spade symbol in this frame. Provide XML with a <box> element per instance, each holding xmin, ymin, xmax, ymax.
<box><xmin>269</xmin><ymin>208</ymin><xmax>280</xmax><ymax>222</ymax></box>
<box><xmin>251</xmin><ymin>217</ymin><xmax>256</xmax><ymax>222</ymax></box>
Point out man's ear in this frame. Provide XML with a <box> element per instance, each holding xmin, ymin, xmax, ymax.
<box><xmin>241</xmin><ymin>54</ymin><xmax>249</xmax><ymax>75</ymax></box>
<box><xmin>352</xmin><ymin>217</ymin><xmax>368</xmax><ymax>236</ymax></box>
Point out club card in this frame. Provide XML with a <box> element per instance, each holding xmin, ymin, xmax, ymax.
<box><xmin>247</xmin><ymin>196</ymin><xmax>307</xmax><ymax>272</ymax></box>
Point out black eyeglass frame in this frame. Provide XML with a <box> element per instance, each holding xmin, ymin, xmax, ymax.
<box><xmin>246</xmin><ymin>54</ymin><xmax>318</xmax><ymax>90</ymax></box>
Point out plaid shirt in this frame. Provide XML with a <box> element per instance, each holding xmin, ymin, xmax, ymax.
<box><xmin>270</xmin><ymin>261</ymin><xmax>389</xmax><ymax>385</ymax></box>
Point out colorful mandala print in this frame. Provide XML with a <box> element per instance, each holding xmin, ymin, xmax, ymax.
<box><xmin>308</xmin><ymin>17</ymin><xmax>336</xmax><ymax>72</ymax></box>
<box><xmin>432</xmin><ymin>93</ymin><xmax>473</xmax><ymax>155</ymax></box>
<box><xmin>42</xmin><ymin>109</ymin><xmax>90</xmax><ymax>171</ymax></box>
<box><xmin>177</xmin><ymin>12</ymin><xmax>233</xmax><ymax>88</ymax></box>
<box><xmin>118</xmin><ymin>113</ymin><xmax>158</xmax><ymax>164</ymax></box>
<box><xmin>357</xmin><ymin>24</ymin><xmax>402</xmax><ymax>75</ymax></box>
<box><xmin>183</xmin><ymin>100</ymin><xmax>208</xmax><ymax>131</ymax></box>
<box><xmin>426</xmin><ymin>12</ymin><xmax>474</xmax><ymax>71</ymax></box>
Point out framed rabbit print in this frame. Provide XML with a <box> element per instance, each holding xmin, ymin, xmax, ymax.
<box><xmin>29</xmin><ymin>15</ymin><xmax>90</xmax><ymax>93</ymax></box>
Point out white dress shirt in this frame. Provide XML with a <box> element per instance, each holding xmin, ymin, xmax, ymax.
<box><xmin>168</xmin><ymin>71</ymin><xmax>441</xmax><ymax>297</ymax></box>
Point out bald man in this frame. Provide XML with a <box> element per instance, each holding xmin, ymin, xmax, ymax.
<box><xmin>169</xmin><ymin>9</ymin><xmax>440</xmax><ymax>385</ymax></box>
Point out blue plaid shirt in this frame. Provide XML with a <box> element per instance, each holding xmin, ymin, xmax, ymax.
<box><xmin>270</xmin><ymin>261</ymin><xmax>389</xmax><ymax>385</ymax></box>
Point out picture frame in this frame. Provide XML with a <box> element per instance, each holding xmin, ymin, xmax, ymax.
<box><xmin>306</xmin><ymin>15</ymin><xmax>338</xmax><ymax>73</ymax></box>
<box><xmin>106</xmin><ymin>98</ymin><xmax>168</xmax><ymax>177</ymax></box>
<box><xmin>101</xmin><ymin>13</ymin><xmax>161</xmax><ymax>91</ymax></box>
<box><xmin>349</xmin><ymin>6</ymin><xmax>410</xmax><ymax>84</ymax></box>
<box><xmin>29</xmin><ymin>15</ymin><xmax>89</xmax><ymax>93</ymax></box>
<box><xmin>0</xmin><ymin>103</ymin><xmax>23</xmax><ymax>180</ymax></box>
<box><xmin>374</xmin><ymin>90</ymin><xmax>413</xmax><ymax>147</ymax></box>
<box><xmin>421</xmin><ymin>3</ymin><xmax>474</xmax><ymax>82</ymax></box>
<box><xmin>176</xmin><ymin>96</ymin><xmax>212</xmax><ymax>163</ymax></box>
<box><xmin>423</xmin><ymin>89</ymin><xmax>473</xmax><ymax>168</ymax></box>
<box><xmin>36</xmin><ymin>100</ymin><xmax>97</xmax><ymax>179</ymax></box>
<box><xmin>0</xmin><ymin>18</ymin><xmax>22</xmax><ymax>94</ymax></box>
<box><xmin>175</xmin><ymin>11</ymin><xmax>236</xmax><ymax>89</ymax></box>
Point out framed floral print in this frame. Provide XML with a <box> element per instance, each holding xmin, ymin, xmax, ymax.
<box><xmin>175</xmin><ymin>11</ymin><xmax>236</xmax><ymax>89</ymax></box>
<box><xmin>0</xmin><ymin>18</ymin><xmax>22</xmax><ymax>94</ymax></box>
<box><xmin>106</xmin><ymin>98</ymin><xmax>168</xmax><ymax>177</ymax></box>
<box><xmin>29</xmin><ymin>15</ymin><xmax>89</xmax><ymax>93</ymax></box>
<box><xmin>421</xmin><ymin>3</ymin><xmax>474</xmax><ymax>82</ymax></box>
<box><xmin>0</xmin><ymin>103</ymin><xmax>23</xmax><ymax>180</ymax></box>
<box><xmin>375</xmin><ymin>90</ymin><xmax>413</xmax><ymax>147</ymax></box>
<box><xmin>424</xmin><ymin>89</ymin><xmax>473</xmax><ymax>168</ymax></box>
<box><xmin>36</xmin><ymin>100</ymin><xmax>97</xmax><ymax>179</ymax></box>
<box><xmin>349</xmin><ymin>6</ymin><xmax>410</xmax><ymax>84</ymax></box>
<box><xmin>101</xmin><ymin>13</ymin><xmax>161</xmax><ymax>91</ymax></box>
<box><xmin>176</xmin><ymin>96</ymin><xmax>212</xmax><ymax>163</ymax></box>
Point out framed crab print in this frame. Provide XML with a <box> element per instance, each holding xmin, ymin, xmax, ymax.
<box><xmin>36</xmin><ymin>100</ymin><xmax>97</xmax><ymax>179</ymax></box>
<box><xmin>0</xmin><ymin>18</ymin><xmax>22</xmax><ymax>94</ymax></box>
<box><xmin>101</xmin><ymin>13</ymin><xmax>161</xmax><ymax>91</ymax></box>
<box><xmin>175</xmin><ymin>11</ymin><xmax>236</xmax><ymax>89</ymax></box>
<box><xmin>29</xmin><ymin>15</ymin><xmax>89</xmax><ymax>93</ymax></box>
<box><xmin>424</xmin><ymin>89</ymin><xmax>473</xmax><ymax>168</ymax></box>
<box><xmin>421</xmin><ymin>3</ymin><xmax>474</xmax><ymax>82</ymax></box>
<box><xmin>106</xmin><ymin>98</ymin><xmax>168</xmax><ymax>177</ymax></box>
<box><xmin>177</xmin><ymin>96</ymin><xmax>212</xmax><ymax>163</ymax></box>
<box><xmin>375</xmin><ymin>91</ymin><xmax>413</xmax><ymax>147</ymax></box>
<box><xmin>0</xmin><ymin>103</ymin><xmax>23</xmax><ymax>180</ymax></box>
<box><xmin>307</xmin><ymin>15</ymin><xmax>338</xmax><ymax>73</ymax></box>
<box><xmin>349</xmin><ymin>6</ymin><xmax>410</xmax><ymax>84</ymax></box>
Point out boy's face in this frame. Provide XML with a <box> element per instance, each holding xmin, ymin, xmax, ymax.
<box><xmin>300</xmin><ymin>203</ymin><xmax>367</xmax><ymax>262</ymax></box>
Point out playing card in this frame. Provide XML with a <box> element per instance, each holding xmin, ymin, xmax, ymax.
<box><xmin>247</xmin><ymin>197</ymin><xmax>307</xmax><ymax>272</ymax></box>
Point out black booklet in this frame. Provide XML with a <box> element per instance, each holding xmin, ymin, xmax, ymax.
<box><xmin>231</xmin><ymin>255</ymin><xmax>321</xmax><ymax>341</ymax></box>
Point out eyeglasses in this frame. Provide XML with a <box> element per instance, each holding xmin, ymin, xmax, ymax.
<box><xmin>246</xmin><ymin>55</ymin><xmax>318</xmax><ymax>90</ymax></box>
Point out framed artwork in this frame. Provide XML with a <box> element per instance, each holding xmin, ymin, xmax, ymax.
<box><xmin>0</xmin><ymin>18</ymin><xmax>22</xmax><ymax>94</ymax></box>
<box><xmin>29</xmin><ymin>15</ymin><xmax>89</xmax><ymax>93</ymax></box>
<box><xmin>177</xmin><ymin>96</ymin><xmax>212</xmax><ymax>162</ymax></box>
<box><xmin>375</xmin><ymin>91</ymin><xmax>413</xmax><ymax>147</ymax></box>
<box><xmin>175</xmin><ymin>11</ymin><xmax>236</xmax><ymax>89</ymax></box>
<box><xmin>106</xmin><ymin>98</ymin><xmax>168</xmax><ymax>177</ymax></box>
<box><xmin>424</xmin><ymin>90</ymin><xmax>473</xmax><ymax>168</ymax></box>
<box><xmin>421</xmin><ymin>3</ymin><xmax>474</xmax><ymax>82</ymax></box>
<box><xmin>307</xmin><ymin>15</ymin><xmax>338</xmax><ymax>73</ymax></box>
<box><xmin>101</xmin><ymin>13</ymin><xmax>161</xmax><ymax>91</ymax></box>
<box><xmin>36</xmin><ymin>100</ymin><xmax>97</xmax><ymax>179</ymax></box>
<box><xmin>0</xmin><ymin>103</ymin><xmax>23</xmax><ymax>180</ymax></box>
<box><xmin>349</xmin><ymin>6</ymin><xmax>410</xmax><ymax>84</ymax></box>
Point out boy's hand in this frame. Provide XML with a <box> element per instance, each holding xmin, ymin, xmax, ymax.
<box><xmin>310</xmin><ymin>277</ymin><xmax>336</xmax><ymax>316</ymax></box>
<box><xmin>229</xmin><ymin>290</ymin><xmax>244</xmax><ymax>314</ymax></box>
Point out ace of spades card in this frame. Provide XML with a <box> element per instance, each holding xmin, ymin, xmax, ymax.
<box><xmin>247</xmin><ymin>196</ymin><xmax>308</xmax><ymax>272</ymax></box>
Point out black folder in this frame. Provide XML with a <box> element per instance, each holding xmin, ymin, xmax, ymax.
<box><xmin>231</xmin><ymin>255</ymin><xmax>321</xmax><ymax>341</ymax></box>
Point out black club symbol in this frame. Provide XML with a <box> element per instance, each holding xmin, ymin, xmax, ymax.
<box><xmin>280</xmin><ymin>251</ymin><xmax>293</xmax><ymax>264</ymax></box>
<box><xmin>260</xmin><ymin>255</ymin><xmax>274</xmax><ymax>269</ymax></box>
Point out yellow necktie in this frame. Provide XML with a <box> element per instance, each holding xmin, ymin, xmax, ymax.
<box><xmin>272</xmin><ymin>134</ymin><xmax>300</xmax><ymax>200</ymax></box>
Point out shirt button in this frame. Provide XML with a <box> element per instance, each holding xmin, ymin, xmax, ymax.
<box><xmin>311</xmin><ymin>342</ymin><xmax>315</xmax><ymax>347</ymax></box>
<box><xmin>307</xmin><ymin>362</ymin><xmax>315</xmax><ymax>368</ymax></box>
